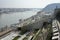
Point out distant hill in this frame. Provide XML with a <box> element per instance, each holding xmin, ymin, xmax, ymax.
<box><xmin>42</xmin><ymin>3</ymin><xmax>60</xmax><ymax>12</ymax></box>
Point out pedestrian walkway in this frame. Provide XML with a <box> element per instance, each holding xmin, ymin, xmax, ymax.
<box><xmin>28</xmin><ymin>35</ymin><xmax>33</xmax><ymax>40</ymax></box>
<box><xmin>18</xmin><ymin>32</ymin><xmax>29</xmax><ymax>40</ymax></box>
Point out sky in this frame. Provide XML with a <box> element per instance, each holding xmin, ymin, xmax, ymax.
<box><xmin>0</xmin><ymin>0</ymin><xmax>60</xmax><ymax>8</ymax></box>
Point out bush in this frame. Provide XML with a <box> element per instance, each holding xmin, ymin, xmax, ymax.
<box><xmin>17</xmin><ymin>27</ymin><xmax>21</xmax><ymax>31</ymax></box>
<box><xmin>20</xmin><ymin>30</ymin><xmax>27</xmax><ymax>35</ymax></box>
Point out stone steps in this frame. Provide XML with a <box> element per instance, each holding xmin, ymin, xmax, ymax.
<box><xmin>52</xmin><ymin>20</ymin><xmax>60</xmax><ymax>40</ymax></box>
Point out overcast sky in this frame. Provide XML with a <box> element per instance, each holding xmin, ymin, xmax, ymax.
<box><xmin>0</xmin><ymin>0</ymin><xmax>60</xmax><ymax>8</ymax></box>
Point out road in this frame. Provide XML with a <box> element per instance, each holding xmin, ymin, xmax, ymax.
<box><xmin>1</xmin><ymin>31</ymin><xmax>19</xmax><ymax>40</ymax></box>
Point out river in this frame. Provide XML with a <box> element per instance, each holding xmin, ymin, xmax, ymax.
<box><xmin>0</xmin><ymin>11</ymin><xmax>37</xmax><ymax>28</ymax></box>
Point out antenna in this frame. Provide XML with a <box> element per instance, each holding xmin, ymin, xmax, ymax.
<box><xmin>56</xmin><ymin>6</ymin><xmax>58</xmax><ymax>9</ymax></box>
<box><xmin>54</xmin><ymin>5</ymin><xmax>58</xmax><ymax>11</ymax></box>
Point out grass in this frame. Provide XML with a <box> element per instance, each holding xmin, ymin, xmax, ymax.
<box><xmin>23</xmin><ymin>37</ymin><xmax>28</xmax><ymax>40</ymax></box>
<box><xmin>13</xmin><ymin>36</ymin><xmax>20</xmax><ymax>40</ymax></box>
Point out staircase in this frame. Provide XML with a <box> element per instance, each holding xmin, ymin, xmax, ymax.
<box><xmin>52</xmin><ymin>20</ymin><xmax>60</xmax><ymax>40</ymax></box>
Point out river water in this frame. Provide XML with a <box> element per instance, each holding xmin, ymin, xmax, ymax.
<box><xmin>0</xmin><ymin>11</ymin><xmax>37</xmax><ymax>28</ymax></box>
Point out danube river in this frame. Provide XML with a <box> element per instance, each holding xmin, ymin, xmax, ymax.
<box><xmin>0</xmin><ymin>11</ymin><xmax>37</xmax><ymax>28</ymax></box>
